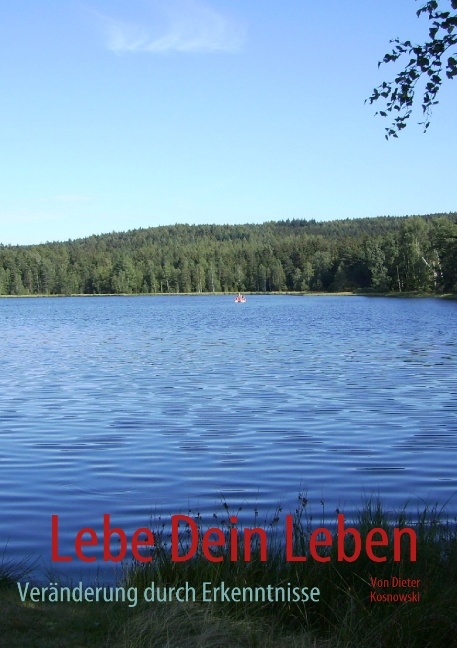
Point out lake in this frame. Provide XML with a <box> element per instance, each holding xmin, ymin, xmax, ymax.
<box><xmin>1</xmin><ymin>295</ymin><xmax>456</xmax><ymax>582</ymax></box>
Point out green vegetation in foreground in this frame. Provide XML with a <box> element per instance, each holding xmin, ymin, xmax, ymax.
<box><xmin>1</xmin><ymin>213</ymin><xmax>457</xmax><ymax>296</ymax></box>
<box><xmin>2</xmin><ymin>497</ymin><xmax>457</xmax><ymax>648</ymax></box>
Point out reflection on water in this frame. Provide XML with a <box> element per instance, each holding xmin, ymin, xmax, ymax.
<box><xmin>1</xmin><ymin>295</ymin><xmax>456</xmax><ymax>580</ymax></box>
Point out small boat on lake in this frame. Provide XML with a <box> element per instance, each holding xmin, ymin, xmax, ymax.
<box><xmin>234</xmin><ymin>293</ymin><xmax>247</xmax><ymax>303</ymax></box>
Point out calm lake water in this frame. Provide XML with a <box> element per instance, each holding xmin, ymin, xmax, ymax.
<box><xmin>1</xmin><ymin>295</ymin><xmax>456</xmax><ymax>581</ymax></box>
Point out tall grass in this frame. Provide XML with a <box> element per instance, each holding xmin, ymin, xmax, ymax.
<box><xmin>3</xmin><ymin>496</ymin><xmax>456</xmax><ymax>647</ymax></box>
<box><xmin>121</xmin><ymin>495</ymin><xmax>457</xmax><ymax>648</ymax></box>
<box><xmin>0</xmin><ymin>544</ymin><xmax>36</xmax><ymax>588</ymax></box>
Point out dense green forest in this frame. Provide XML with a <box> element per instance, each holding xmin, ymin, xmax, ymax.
<box><xmin>1</xmin><ymin>213</ymin><xmax>456</xmax><ymax>295</ymax></box>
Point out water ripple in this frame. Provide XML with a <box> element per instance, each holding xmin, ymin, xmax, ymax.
<box><xmin>1</xmin><ymin>294</ymin><xmax>457</xmax><ymax>581</ymax></box>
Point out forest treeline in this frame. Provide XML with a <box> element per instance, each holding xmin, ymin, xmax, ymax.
<box><xmin>1</xmin><ymin>213</ymin><xmax>456</xmax><ymax>295</ymax></box>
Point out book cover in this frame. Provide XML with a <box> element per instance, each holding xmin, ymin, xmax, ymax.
<box><xmin>1</xmin><ymin>2</ymin><xmax>456</xmax><ymax>647</ymax></box>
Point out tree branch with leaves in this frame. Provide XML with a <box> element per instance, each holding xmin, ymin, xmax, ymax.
<box><xmin>367</xmin><ymin>0</ymin><xmax>457</xmax><ymax>138</ymax></box>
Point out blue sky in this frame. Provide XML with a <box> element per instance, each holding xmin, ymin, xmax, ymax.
<box><xmin>1</xmin><ymin>0</ymin><xmax>456</xmax><ymax>245</ymax></box>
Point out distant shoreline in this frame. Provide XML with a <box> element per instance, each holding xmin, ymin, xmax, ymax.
<box><xmin>0</xmin><ymin>291</ymin><xmax>456</xmax><ymax>299</ymax></box>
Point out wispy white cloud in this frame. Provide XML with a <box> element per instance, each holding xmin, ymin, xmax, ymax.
<box><xmin>98</xmin><ymin>0</ymin><xmax>245</xmax><ymax>54</ymax></box>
